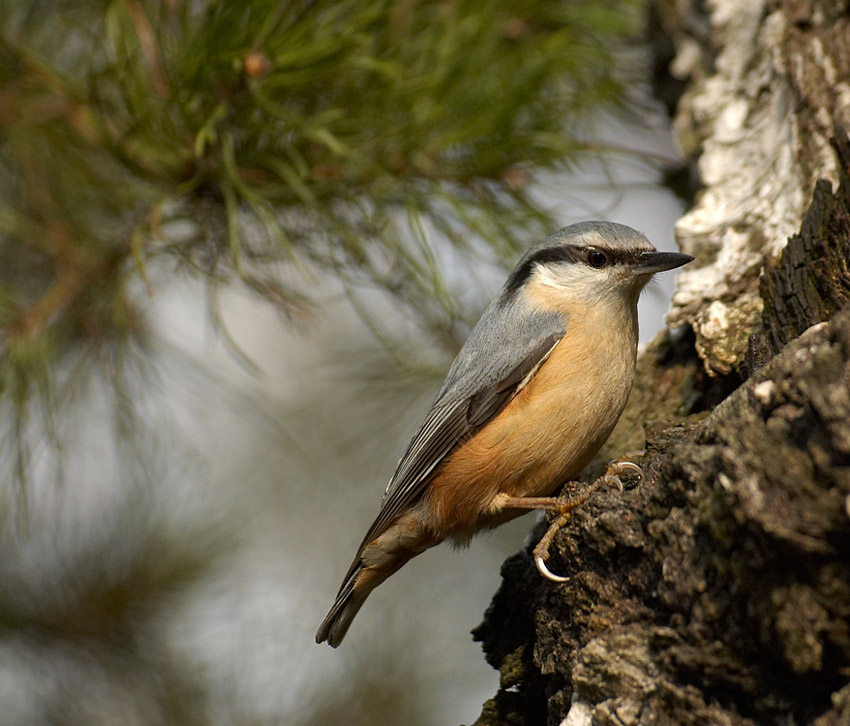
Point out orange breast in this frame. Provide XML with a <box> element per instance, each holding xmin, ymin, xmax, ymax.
<box><xmin>424</xmin><ymin>304</ymin><xmax>637</xmax><ymax>540</ymax></box>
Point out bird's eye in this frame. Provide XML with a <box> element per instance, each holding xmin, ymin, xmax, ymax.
<box><xmin>586</xmin><ymin>250</ymin><xmax>608</xmax><ymax>268</ymax></box>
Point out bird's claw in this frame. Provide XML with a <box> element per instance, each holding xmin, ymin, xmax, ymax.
<box><xmin>600</xmin><ymin>474</ymin><xmax>625</xmax><ymax>492</ymax></box>
<box><xmin>531</xmin><ymin>455</ymin><xmax>645</xmax><ymax>583</ymax></box>
<box><xmin>532</xmin><ymin>510</ymin><xmax>571</xmax><ymax>582</ymax></box>
<box><xmin>535</xmin><ymin>552</ymin><xmax>569</xmax><ymax>582</ymax></box>
<box><xmin>601</xmin><ymin>458</ymin><xmax>644</xmax><ymax>492</ymax></box>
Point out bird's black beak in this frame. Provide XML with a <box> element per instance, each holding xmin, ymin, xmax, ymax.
<box><xmin>633</xmin><ymin>251</ymin><xmax>693</xmax><ymax>275</ymax></box>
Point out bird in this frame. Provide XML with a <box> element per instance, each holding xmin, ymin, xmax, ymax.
<box><xmin>316</xmin><ymin>221</ymin><xmax>692</xmax><ymax>647</ymax></box>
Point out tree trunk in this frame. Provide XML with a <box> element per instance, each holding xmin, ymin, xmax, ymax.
<box><xmin>469</xmin><ymin>2</ymin><xmax>850</xmax><ymax>724</ymax></box>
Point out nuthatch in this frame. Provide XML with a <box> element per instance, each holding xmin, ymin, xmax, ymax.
<box><xmin>316</xmin><ymin>221</ymin><xmax>692</xmax><ymax>647</ymax></box>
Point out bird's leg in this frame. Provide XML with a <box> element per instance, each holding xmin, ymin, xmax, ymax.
<box><xmin>499</xmin><ymin>455</ymin><xmax>645</xmax><ymax>582</ymax></box>
<box><xmin>498</xmin><ymin>486</ymin><xmax>597</xmax><ymax>583</ymax></box>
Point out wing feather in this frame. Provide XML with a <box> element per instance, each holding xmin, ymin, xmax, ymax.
<box><xmin>355</xmin><ymin>332</ymin><xmax>563</xmax><ymax>554</ymax></box>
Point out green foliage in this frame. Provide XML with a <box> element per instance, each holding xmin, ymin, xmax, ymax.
<box><xmin>0</xmin><ymin>0</ymin><xmax>645</xmax><ymax>487</ymax></box>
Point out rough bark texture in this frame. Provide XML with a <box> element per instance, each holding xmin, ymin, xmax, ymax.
<box><xmin>760</xmin><ymin>132</ymin><xmax>850</xmax><ymax>353</ymax></box>
<box><xmin>468</xmin><ymin>1</ymin><xmax>850</xmax><ymax>724</ymax></box>
<box><xmin>472</xmin><ymin>309</ymin><xmax>850</xmax><ymax>726</ymax></box>
<box><xmin>666</xmin><ymin>0</ymin><xmax>850</xmax><ymax>375</ymax></box>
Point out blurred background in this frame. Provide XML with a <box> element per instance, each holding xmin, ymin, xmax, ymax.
<box><xmin>0</xmin><ymin>2</ymin><xmax>684</xmax><ymax>724</ymax></box>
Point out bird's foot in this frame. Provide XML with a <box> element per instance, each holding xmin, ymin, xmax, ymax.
<box><xmin>532</xmin><ymin>454</ymin><xmax>645</xmax><ymax>583</ymax></box>
<box><xmin>533</xmin><ymin>511</ymin><xmax>572</xmax><ymax>582</ymax></box>
<box><xmin>599</xmin><ymin>451</ymin><xmax>645</xmax><ymax>493</ymax></box>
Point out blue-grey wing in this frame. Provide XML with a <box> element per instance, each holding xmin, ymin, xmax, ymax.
<box><xmin>354</xmin><ymin>301</ymin><xmax>567</xmax><ymax>551</ymax></box>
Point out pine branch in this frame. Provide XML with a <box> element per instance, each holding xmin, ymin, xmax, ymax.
<box><xmin>0</xmin><ymin>0</ymin><xmax>647</xmax><ymax>487</ymax></box>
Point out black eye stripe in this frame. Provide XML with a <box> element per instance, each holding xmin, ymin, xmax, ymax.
<box><xmin>503</xmin><ymin>246</ymin><xmax>581</xmax><ymax>296</ymax></box>
<box><xmin>528</xmin><ymin>245</ymin><xmax>646</xmax><ymax>270</ymax></box>
<box><xmin>502</xmin><ymin>244</ymin><xmax>649</xmax><ymax>298</ymax></box>
<box><xmin>527</xmin><ymin>246</ymin><xmax>586</xmax><ymax>267</ymax></box>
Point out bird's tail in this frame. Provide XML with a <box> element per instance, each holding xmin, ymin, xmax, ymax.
<box><xmin>316</xmin><ymin>550</ymin><xmax>429</xmax><ymax>646</ymax></box>
<box><xmin>316</xmin><ymin>514</ymin><xmax>439</xmax><ymax>646</ymax></box>
<box><xmin>315</xmin><ymin>569</ymin><xmax>371</xmax><ymax>647</ymax></box>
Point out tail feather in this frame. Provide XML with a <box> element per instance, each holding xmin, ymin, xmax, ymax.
<box><xmin>316</xmin><ymin>564</ymin><xmax>387</xmax><ymax>647</ymax></box>
<box><xmin>316</xmin><ymin>513</ymin><xmax>438</xmax><ymax>646</ymax></box>
<box><xmin>315</xmin><ymin>577</ymin><xmax>370</xmax><ymax>647</ymax></box>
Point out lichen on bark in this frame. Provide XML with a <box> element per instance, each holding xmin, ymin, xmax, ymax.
<box><xmin>665</xmin><ymin>0</ymin><xmax>850</xmax><ymax>375</ymax></box>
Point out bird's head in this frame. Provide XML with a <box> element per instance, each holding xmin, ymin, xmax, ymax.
<box><xmin>504</xmin><ymin>221</ymin><xmax>692</xmax><ymax>310</ymax></box>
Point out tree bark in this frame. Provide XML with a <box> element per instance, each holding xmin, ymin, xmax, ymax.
<box><xmin>469</xmin><ymin>2</ymin><xmax>850</xmax><ymax>724</ymax></box>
